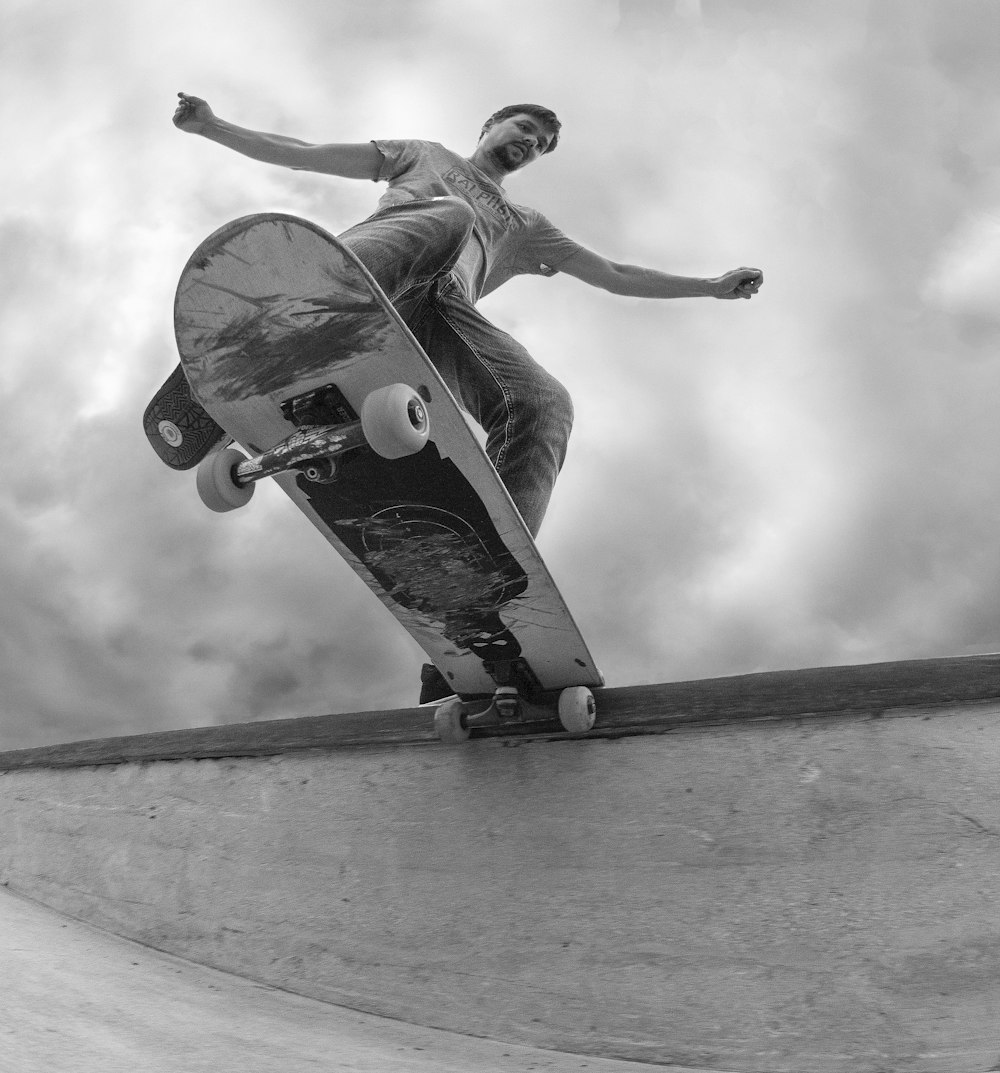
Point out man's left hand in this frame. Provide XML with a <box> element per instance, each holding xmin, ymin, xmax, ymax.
<box><xmin>714</xmin><ymin>267</ymin><xmax>763</xmax><ymax>300</ymax></box>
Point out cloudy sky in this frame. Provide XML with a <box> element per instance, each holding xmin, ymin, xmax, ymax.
<box><xmin>2</xmin><ymin>0</ymin><xmax>999</xmax><ymax>749</ymax></box>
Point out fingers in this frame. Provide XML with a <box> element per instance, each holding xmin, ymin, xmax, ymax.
<box><xmin>735</xmin><ymin>268</ymin><xmax>763</xmax><ymax>299</ymax></box>
<box><xmin>173</xmin><ymin>92</ymin><xmax>203</xmax><ymax>129</ymax></box>
<box><xmin>173</xmin><ymin>92</ymin><xmax>191</xmax><ymax>124</ymax></box>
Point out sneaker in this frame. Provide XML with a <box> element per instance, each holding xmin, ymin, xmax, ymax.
<box><xmin>419</xmin><ymin>664</ymin><xmax>456</xmax><ymax>705</ymax></box>
<box><xmin>143</xmin><ymin>363</ymin><xmax>226</xmax><ymax>470</ymax></box>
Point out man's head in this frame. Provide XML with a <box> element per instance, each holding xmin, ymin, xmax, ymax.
<box><xmin>479</xmin><ymin>104</ymin><xmax>561</xmax><ymax>155</ymax></box>
<box><xmin>474</xmin><ymin>105</ymin><xmax>561</xmax><ymax>178</ymax></box>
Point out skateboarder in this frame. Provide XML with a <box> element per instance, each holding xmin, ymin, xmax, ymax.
<box><xmin>172</xmin><ymin>92</ymin><xmax>763</xmax><ymax>701</ymax></box>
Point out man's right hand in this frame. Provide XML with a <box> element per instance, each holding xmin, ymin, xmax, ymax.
<box><xmin>168</xmin><ymin>95</ymin><xmax>381</xmax><ymax>179</ymax></box>
<box><xmin>173</xmin><ymin>92</ymin><xmax>215</xmax><ymax>134</ymax></box>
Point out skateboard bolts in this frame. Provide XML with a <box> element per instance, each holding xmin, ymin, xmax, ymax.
<box><xmin>408</xmin><ymin>401</ymin><xmax>427</xmax><ymax>428</ymax></box>
<box><xmin>301</xmin><ymin>458</ymin><xmax>338</xmax><ymax>483</ymax></box>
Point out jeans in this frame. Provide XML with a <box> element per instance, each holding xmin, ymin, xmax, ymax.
<box><xmin>337</xmin><ymin>196</ymin><xmax>573</xmax><ymax>538</ymax></box>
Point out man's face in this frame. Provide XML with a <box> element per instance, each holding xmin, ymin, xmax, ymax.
<box><xmin>480</xmin><ymin>113</ymin><xmax>554</xmax><ymax>174</ymax></box>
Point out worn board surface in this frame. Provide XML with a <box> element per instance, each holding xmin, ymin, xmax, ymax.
<box><xmin>174</xmin><ymin>214</ymin><xmax>601</xmax><ymax>697</ymax></box>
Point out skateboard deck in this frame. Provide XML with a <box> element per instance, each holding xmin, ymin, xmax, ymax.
<box><xmin>173</xmin><ymin>213</ymin><xmax>602</xmax><ymax>729</ymax></box>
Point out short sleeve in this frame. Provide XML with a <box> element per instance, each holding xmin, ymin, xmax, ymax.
<box><xmin>514</xmin><ymin>212</ymin><xmax>585</xmax><ymax>276</ymax></box>
<box><xmin>371</xmin><ymin>139</ymin><xmax>420</xmax><ymax>182</ymax></box>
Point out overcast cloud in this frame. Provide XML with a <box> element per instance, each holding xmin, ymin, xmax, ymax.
<box><xmin>2</xmin><ymin>0</ymin><xmax>999</xmax><ymax>749</ymax></box>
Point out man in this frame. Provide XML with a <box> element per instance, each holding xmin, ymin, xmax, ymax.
<box><xmin>173</xmin><ymin>93</ymin><xmax>763</xmax><ymax>701</ymax></box>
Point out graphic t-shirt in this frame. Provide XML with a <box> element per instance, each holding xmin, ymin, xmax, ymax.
<box><xmin>372</xmin><ymin>139</ymin><xmax>583</xmax><ymax>302</ymax></box>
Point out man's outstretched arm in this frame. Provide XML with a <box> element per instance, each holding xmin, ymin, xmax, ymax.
<box><xmin>172</xmin><ymin>93</ymin><xmax>382</xmax><ymax>180</ymax></box>
<box><xmin>557</xmin><ymin>247</ymin><xmax>763</xmax><ymax>300</ymax></box>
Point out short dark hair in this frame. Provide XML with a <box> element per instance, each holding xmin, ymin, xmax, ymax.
<box><xmin>479</xmin><ymin>104</ymin><xmax>561</xmax><ymax>154</ymax></box>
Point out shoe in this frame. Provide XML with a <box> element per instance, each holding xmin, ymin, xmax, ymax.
<box><xmin>419</xmin><ymin>664</ymin><xmax>455</xmax><ymax>705</ymax></box>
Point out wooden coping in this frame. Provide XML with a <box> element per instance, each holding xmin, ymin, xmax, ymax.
<box><xmin>2</xmin><ymin>654</ymin><xmax>998</xmax><ymax>772</ymax></box>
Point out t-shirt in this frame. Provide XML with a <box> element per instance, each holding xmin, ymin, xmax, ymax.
<box><xmin>372</xmin><ymin>139</ymin><xmax>583</xmax><ymax>302</ymax></box>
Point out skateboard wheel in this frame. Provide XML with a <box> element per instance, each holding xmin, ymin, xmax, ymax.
<box><xmin>557</xmin><ymin>687</ymin><xmax>596</xmax><ymax>733</ymax></box>
<box><xmin>361</xmin><ymin>383</ymin><xmax>430</xmax><ymax>459</ymax></box>
<box><xmin>195</xmin><ymin>446</ymin><xmax>254</xmax><ymax>512</ymax></box>
<box><xmin>434</xmin><ymin>698</ymin><xmax>470</xmax><ymax>744</ymax></box>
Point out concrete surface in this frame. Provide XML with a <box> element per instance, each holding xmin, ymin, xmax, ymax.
<box><xmin>3</xmin><ymin>885</ymin><xmax>709</xmax><ymax>1073</ymax></box>
<box><xmin>2</xmin><ymin>659</ymin><xmax>1000</xmax><ymax>1072</ymax></box>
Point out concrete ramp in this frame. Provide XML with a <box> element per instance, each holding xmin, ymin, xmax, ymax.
<box><xmin>1</xmin><ymin>886</ymin><xmax>693</xmax><ymax>1072</ymax></box>
<box><xmin>2</xmin><ymin>656</ymin><xmax>1000</xmax><ymax>1072</ymax></box>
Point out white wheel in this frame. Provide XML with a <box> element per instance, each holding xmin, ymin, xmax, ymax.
<box><xmin>361</xmin><ymin>383</ymin><xmax>430</xmax><ymax>459</ymax></box>
<box><xmin>196</xmin><ymin>446</ymin><xmax>254</xmax><ymax>512</ymax></box>
<box><xmin>435</xmin><ymin>697</ymin><xmax>470</xmax><ymax>744</ymax></box>
<box><xmin>558</xmin><ymin>687</ymin><xmax>596</xmax><ymax>733</ymax></box>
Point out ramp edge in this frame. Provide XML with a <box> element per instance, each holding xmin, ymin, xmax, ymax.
<box><xmin>3</xmin><ymin>654</ymin><xmax>999</xmax><ymax>771</ymax></box>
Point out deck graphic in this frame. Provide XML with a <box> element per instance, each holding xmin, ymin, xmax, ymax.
<box><xmin>298</xmin><ymin>443</ymin><xmax>527</xmax><ymax>662</ymax></box>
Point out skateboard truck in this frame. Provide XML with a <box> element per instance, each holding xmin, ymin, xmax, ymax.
<box><xmin>193</xmin><ymin>382</ymin><xmax>430</xmax><ymax>513</ymax></box>
<box><xmin>434</xmin><ymin>658</ymin><xmax>597</xmax><ymax>743</ymax></box>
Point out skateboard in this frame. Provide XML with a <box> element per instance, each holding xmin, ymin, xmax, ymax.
<box><xmin>171</xmin><ymin>213</ymin><xmax>603</xmax><ymax>742</ymax></box>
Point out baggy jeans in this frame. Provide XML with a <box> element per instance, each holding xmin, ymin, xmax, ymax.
<box><xmin>337</xmin><ymin>196</ymin><xmax>573</xmax><ymax>539</ymax></box>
